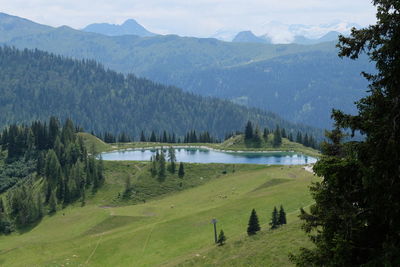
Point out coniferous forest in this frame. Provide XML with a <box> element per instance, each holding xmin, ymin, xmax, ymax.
<box><xmin>0</xmin><ymin>117</ymin><xmax>103</xmax><ymax>233</ymax></box>
<box><xmin>0</xmin><ymin>46</ymin><xmax>321</xmax><ymax>140</ymax></box>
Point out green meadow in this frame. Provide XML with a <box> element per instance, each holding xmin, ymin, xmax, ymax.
<box><xmin>0</xmin><ymin>160</ymin><xmax>317</xmax><ymax>266</ymax></box>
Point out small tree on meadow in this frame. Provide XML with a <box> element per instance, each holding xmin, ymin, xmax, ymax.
<box><xmin>279</xmin><ymin>205</ymin><xmax>287</xmax><ymax>225</ymax></box>
<box><xmin>270</xmin><ymin>206</ymin><xmax>279</xmax><ymax>229</ymax></box>
<box><xmin>168</xmin><ymin>147</ymin><xmax>176</xmax><ymax>173</ymax></box>
<box><xmin>178</xmin><ymin>162</ymin><xmax>185</xmax><ymax>178</ymax></box>
<box><xmin>217</xmin><ymin>229</ymin><xmax>226</xmax><ymax>246</ymax></box>
<box><xmin>247</xmin><ymin>209</ymin><xmax>261</xmax><ymax>236</ymax></box>
<box><xmin>158</xmin><ymin>150</ymin><xmax>166</xmax><ymax>178</ymax></box>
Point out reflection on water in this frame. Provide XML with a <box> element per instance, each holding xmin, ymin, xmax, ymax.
<box><xmin>101</xmin><ymin>148</ymin><xmax>317</xmax><ymax>165</ymax></box>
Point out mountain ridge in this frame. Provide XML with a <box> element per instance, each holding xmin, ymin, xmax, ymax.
<box><xmin>82</xmin><ymin>19</ymin><xmax>156</xmax><ymax>37</ymax></box>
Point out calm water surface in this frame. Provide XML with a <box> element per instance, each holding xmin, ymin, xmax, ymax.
<box><xmin>101</xmin><ymin>148</ymin><xmax>317</xmax><ymax>165</ymax></box>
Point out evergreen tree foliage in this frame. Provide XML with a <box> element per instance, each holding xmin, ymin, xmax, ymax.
<box><xmin>278</xmin><ymin>205</ymin><xmax>287</xmax><ymax>225</ymax></box>
<box><xmin>217</xmin><ymin>229</ymin><xmax>227</xmax><ymax>246</ymax></box>
<box><xmin>270</xmin><ymin>206</ymin><xmax>279</xmax><ymax>229</ymax></box>
<box><xmin>273</xmin><ymin>125</ymin><xmax>282</xmax><ymax>147</ymax></box>
<box><xmin>158</xmin><ymin>150</ymin><xmax>166</xmax><ymax>178</ymax></box>
<box><xmin>291</xmin><ymin>2</ymin><xmax>400</xmax><ymax>265</ymax></box>
<box><xmin>48</xmin><ymin>190</ymin><xmax>57</xmax><ymax>214</ymax></box>
<box><xmin>140</xmin><ymin>131</ymin><xmax>146</xmax><ymax>142</ymax></box>
<box><xmin>1</xmin><ymin>46</ymin><xmax>318</xmax><ymax>139</ymax></box>
<box><xmin>263</xmin><ymin>127</ymin><xmax>269</xmax><ymax>140</ymax></box>
<box><xmin>178</xmin><ymin>162</ymin><xmax>185</xmax><ymax>178</ymax></box>
<box><xmin>244</xmin><ymin>121</ymin><xmax>254</xmax><ymax>140</ymax></box>
<box><xmin>253</xmin><ymin>127</ymin><xmax>263</xmax><ymax>148</ymax></box>
<box><xmin>0</xmin><ymin>117</ymin><xmax>104</xmax><ymax>233</ymax></box>
<box><xmin>167</xmin><ymin>147</ymin><xmax>176</xmax><ymax>173</ymax></box>
<box><xmin>150</xmin><ymin>131</ymin><xmax>157</xmax><ymax>142</ymax></box>
<box><xmin>247</xmin><ymin>208</ymin><xmax>261</xmax><ymax>236</ymax></box>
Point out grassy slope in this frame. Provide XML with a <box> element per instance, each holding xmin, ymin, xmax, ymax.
<box><xmin>216</xmin><ymin>134</ymin><xmax>321</xmax><ymax>157</ymax></box>
<box><xmin>78</xmin><ymin>132</ymin><xmax>320</xmax><ymax>158</ymax></box>
<box><xmin>0</xmin><ymin>162</ymin><xmax>317</xmax><ymax>266</ymax></box>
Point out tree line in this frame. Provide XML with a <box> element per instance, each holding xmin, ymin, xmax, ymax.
<box><xmin>243</xmin><ymin>121</ymin><xmax>319</xmax><ymax>149</ymax></box>
<box><xmin>99</xmin><ymin>130</ymin><xmax>219</xmax><ymax>144</ymax></box>
<box><xmin>0</xmin><ymin>117</ymin><xmax>104</xmax><ymax>234</ymax></box>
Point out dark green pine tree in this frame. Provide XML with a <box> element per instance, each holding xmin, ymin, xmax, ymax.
<box><xmin>178</xmin><ymin>162</ymin><xmax>185</xmax><ymax>178</ymax></box>
<box><xmin>44</xmin><ymin>149</ymin><xmax>61</xmax><ymax>200</ymax></box>
<box><xmin>48</xmin><ymin>116</ymin><xmax>60</xmax><ymax>148</ymax></box>
<box><xmin>140</xmin><ymin>131</ymin><xmax>146</xmax><ymax>142</ymax></box>
<box><xmin>296</xmin><ymin>132</ymin><xmax>302</xmax><ymax>144</ymax></box>
<box><xmin>162</xmin><ymin>131</ymin><xmax>168</xmax><ymax>143</ymax></box>
<box><xmin>278</xmin><ymin>205</ymin><xmax>287</xmax><ymax>225</ymax></box>
<box><xmin>150</xmin><ymin>156</ymin><xmax>157</xmax><ymax>177</ymax></box>
<box><xmin>48</xmin><ymin>190</ymin><xmax>57</xmax><ymax>214</ymax></box>
<box><xmin>281</xmin><ymin>128</ymin><xmax>287</xmax><ymax>138</ymax></box>
<box><xmin>273</xmin><ymin>126</ymin><xmax>282</xmax><ymax>147</ymax></box>
<box><xmin>247</xmin><ymin>209</ymin><xmax>261</xmax><ymax>236</ymax></box>
<box><xmin>291</xmin><ymin>2</ymin><xmax>400</xmax><ymax>265</ymax></box>
<box><xmin>270</xmin><ymin>206</ymin><xmax>279</xmax><ymax>229</ymax></box>
<box><xmin>158</xmin><ymin>150</ymin><xmax>166</xmax><ymax>178</ymax></box>
<box><xmin>244</xmin><ymin>121</ymin><xmax>254</xmax><ymax>141</ymax></box>
<box><xmin>167</xmin><ymin>147</ymin><xmax>176</xmax><ymax>173</ymax></box>
<box><xmin>36</xmin><ymin>150</ymin><xmax>46</xmax><ymax>176</ymax></box>
<box><xmin>263</xmin><ymin>128</ymin><xmax>269</xmax><ymax>141</ymax></box>
<box><xmin>217</xmin><ymin>229</ymin><xmax>227</xmax><ymax>246</ymax></box>
<box><xmin>150</xmin><ymin>131</ymin><xmax>157</xmax><ymax>142</ymax></box>
<box><xmin>253</xmin><ymin>127</ymin><xmax>263</xmax><ymax>148</ymax></box>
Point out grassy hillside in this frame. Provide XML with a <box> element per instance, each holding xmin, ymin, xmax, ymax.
<box><xmin>0</xmin><ymin>161</ymin><xmax>318</xmax><ymax>266</ymax></box>
<box><xmin>217</xmin><ymin>134</ymin><xmax>321</xmax><ymax>157</ymax></box>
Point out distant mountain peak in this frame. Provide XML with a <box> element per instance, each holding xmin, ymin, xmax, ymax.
<box><xmin>122</xmin><ymin>19</ymin><xmax>139</xmax><ymax>25</ymax></box>
<box><xmin>232</xmin><ymin>31</ymin><xmax>270</xmax><ymax>44</ymax></box>
<box><xmin>83</xmin><ymin>19</ymin><xmax>156</xmax><ymax>37</ymax></box>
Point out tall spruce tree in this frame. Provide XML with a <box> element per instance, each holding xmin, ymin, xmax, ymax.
<box><xmin>158</xmin><ymin>150</ymin><xmax>166</xmax><ymax>178</ymax></box>
<box><xmin>178</xmin><ymin>162</ymin><xmax>185</xmax><ymax>178</ymax></box>
<box><xmin>291</xmin><ymin>1</ymin><xmax>400</xmax><ymax>266</ymax></box>
<box><xmin>273</xmin><ymin>126</ymin><xmax>282</xmax><ymax>147</ymax></box>
<box><xmin>278</xmin><ymin>205</ymin><xmax>287</xmax><ymax>225</ymax></box>
<box><xmin>270</xmin><ymin>206</ymin><xmax>279</xmax><ymax>229</ymax></box>
<box><xmin>247</xmin><ymin>209</ymin><xmax>261</xmax><ymax>236</ymax></box>
<box><xmin>167</xmin><ymin>147</ymin><xmax>176</xmax><ymax>173</ymax></box>
<box><xmin>244</xmin><ymin>121</ymin><xmax>254</xmax><ymax>140</ymax></box>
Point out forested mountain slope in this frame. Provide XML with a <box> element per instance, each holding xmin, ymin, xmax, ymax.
<box><xmin>0</xmin><ymin>46</ymin><xmax>319</xmax><ymax>139</ymax></box>
<box><xmin>0</xmin><ymin>13</ymin><xmax>372</xmax><ymax>129</ymax></box>
<box><xmin>169</xmin><ymin>51</ymin><xmax>372</xmax><ymax>127</ymax></box>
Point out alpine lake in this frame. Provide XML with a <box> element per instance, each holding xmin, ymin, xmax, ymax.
<box><xmin>101</xmin><ymin>147</ymin><xmax>317</xmax><ymax>165</ymax></box>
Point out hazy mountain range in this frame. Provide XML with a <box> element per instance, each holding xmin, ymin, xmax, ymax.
<box><xmin>232</xmin><ymin>30</ymin><xmax>343</xmax><ymax>45</ymax></box>
<box><xmin>214</xmin><ymin>20</ymin><xmax>359</xmax><ymax>44</ymax></box>
<box><xmin>0</xmin><ymin>12</ymin><xmax>372</xmax><ymax>130</ymax></box>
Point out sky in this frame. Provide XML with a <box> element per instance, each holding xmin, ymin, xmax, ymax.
<box><xmin>1</xmin><ymin>0</ymin><xmax>377</xmax><ymax>40</ymax></box>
